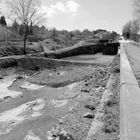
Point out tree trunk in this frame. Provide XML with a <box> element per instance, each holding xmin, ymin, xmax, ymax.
<box><xmin>23</xmin><ymin>26</ymin><xmax>28</xmax><ymax>55</ymax></box>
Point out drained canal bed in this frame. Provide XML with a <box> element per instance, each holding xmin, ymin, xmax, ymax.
<box><xmin>61</xmin><ymin>54</ymin><xmax>114</xmax><ymax>65</ymax></box>
<box><xmin>0</xmin><ymin>54</ymin><xmax>120</xmax><ymax>140</ymax></box>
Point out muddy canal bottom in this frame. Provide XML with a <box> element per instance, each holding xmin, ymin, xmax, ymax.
<box><xmin>0</xmin><ymin>54</ymin><xmax>119</xmax><ymax>140</ymax></box>
<box><xmin>0</xmin><ymin>73</ymin><xmax>83</xmax><ymax>140</ymax></box>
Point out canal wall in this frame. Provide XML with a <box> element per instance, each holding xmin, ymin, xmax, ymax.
<box><xmin>120</xmin><ymin>43</ymin><xmax>140</xmax><ymax>140</ymax></box>
<box><xmin>0</xmin><ymin>42</ymin><xmax>119</xmax><ymax>69</ymax></box>
<box><xmin>44</xmin><ymin>42</ymin><xmax>120</xmax><ymax>59</ymax></box>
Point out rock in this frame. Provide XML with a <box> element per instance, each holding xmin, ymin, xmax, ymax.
<box><xmin>59</xmin><ymin>119</ymin><xmax>63</xmax><ymax>125</ymax></box>
<box><xmin>83</xmin><ymin>112</ymin><xmax>94</xmax><ymax>119</ymax></box>
<box><xmin>85</xmin><ymin>105</ymin><xmax>95</xmax><ymax>110</ymax></box>
<box><xmin>17</xmin><ymin>75</ymin><xmax>23</xmax><ymax>79</ymax></box>
<box><xmin>0</xmin><ymin>77</ymin><xmax>3</xmax><ymax>79</ymax></box>
<box><xmin>81</xmin><ymin>89</ymin><xmax>89</xmax><ymax>93</ymax></box>
<box><xmin>47</xmin><ymin>130</ymin><xmax>75</xmax><ymax>140</ymax></box>
<box><xmin>114</xmin><ymin>68</ymin><xmax>120</xmax><ymax>73</ymax></box>
<box><xmin>57</xmin><ymin>72</ymin><xmax>60</xmax><ymax>75</ymax></box>
<box><xmin>3</xmin><ymin>96</ymin><xmax>11</xmax><ymax>100</ymax></box>
<box><xmin>59</xmin><ymin>130</ymin><xmax>75</xmax><ymax>140</ymax></box>
<box><xmin>85</xmin><ymin>83</ymin><xmax>89</xmax><ymax>86</ymax></box>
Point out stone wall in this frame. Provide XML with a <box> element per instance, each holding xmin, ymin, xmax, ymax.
<box><xmin>44</xmin><ymin>43</ymin><xmax>119</xmax><ymax>59</ymax></box>
<box><xmin>103</xmin><ymin>43</ymin><xmax>120</xmax><ymax>55</ymax></box>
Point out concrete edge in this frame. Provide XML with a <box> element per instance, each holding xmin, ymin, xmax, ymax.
<box><xmin>86</xmin><ymin>74</ymin><xmax>116</xmax><ymax>140</ymax></box>
<box><xmin>120</xmin><ymin>43</ymin><xmax>140</xmax><ymax>139</ymax></box>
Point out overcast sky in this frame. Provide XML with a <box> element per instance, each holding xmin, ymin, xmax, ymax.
<box><xmin>0</xmin><ymin>0</ymin><xmax>133</xmax><ymax>33</ymax></box>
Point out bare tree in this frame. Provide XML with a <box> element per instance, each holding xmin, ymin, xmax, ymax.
<box><xmin>131</xmin><ymin>19</ymin><xmax>140</xmax><ymax>41</ymax></box>
<box><xmin>122</xmin><ymin>20</ymin><xmax>139</xmax><ymax>41</ymax></box>
<box><xmin>6</xmin><ymin>0</ymin><xmax>44</xmax><ymax>54</ymax></box>
<box><xmin>122</xmin><ymin>21</ymin><xmax>132</xmax><ymax>39</ymax></box>
<box><xmin>133</xmin><ymin>0</ymin><xmax>140</xmax><ymax>18</ymax></box>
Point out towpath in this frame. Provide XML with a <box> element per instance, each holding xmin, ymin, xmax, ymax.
<box><xmin>120</xmin><ymin>40</ymin><xmax>140</xmax><ymax>140</ymax></box>
<box><xmin>122</xmin><ymin>41</ymin><xmax>140</xmax><ymax>86</ymax></box>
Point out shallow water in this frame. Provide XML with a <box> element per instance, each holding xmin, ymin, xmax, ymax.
<box><xmin>0</xmin><ymin>76</ymin><xmax>80</xmax><ymax>140</ymax></box>
<box><xmin>61</xmin><ymin>54</ymin><xmax>114</xmax><ymax>65</ymax></box>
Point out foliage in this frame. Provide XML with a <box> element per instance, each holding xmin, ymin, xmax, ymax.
<box><xmin>122</xmin><ymin>20</ymin><xmax>140</xmax><ymax>41</ymax></box>
<box><xmin>6</xmin><ymin>0</ymin><xmax>43</xmax><ymax>54</ymax></box>
<box><xmin>133</xmin><ymin>0</ymin><xmax>140</xmax><ymax>19</ymax></box>
<box><xmin>50</xmin><ymin>28</ymin><xmax>58</xmax><ymax>41</ymax></box>
<box><xmin>0</xmin><ymin>16</ymin><xmax>7</xmax><ymax>26</ymax></box>
<box><xmin>11</xmin><ymin>20</ymin><xmax>19</xmax><ymax>33</ymax></box>
<box><xmin>0</xmin><ymin>43</ymin><xmax>43</xmax><ymax>57</ymax></box>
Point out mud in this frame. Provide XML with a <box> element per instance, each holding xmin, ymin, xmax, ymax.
<box><xmin>46</xmin><ymin>55</ymin><xmax>120</xmax><ymax>140</ymax></box>
<box><xmin>27</xmin><ymin>65</ymin><xmax>98</xmax><ymax>87</ymax></box>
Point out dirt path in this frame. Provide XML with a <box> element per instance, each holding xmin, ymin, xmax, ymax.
<box><xmin>123</xmin><ymin>42</ymin><xmax>140</xmax><ymax>86</ymax></box>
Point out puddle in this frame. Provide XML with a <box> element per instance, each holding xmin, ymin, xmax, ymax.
<box><xmin>0</xmin><ymin>98</ymin><xmax>45</xmax><ymax>136</ymax></box>
<box><xmin>20</xmin><ymin>82</ymin><xmax>45</xmax><ymax>90</ymax></box>
<box><xmin>61</xmin><ymin>54</ymin><xmax>114</xmax><ymax>64</ymax></box>
<box><xmin>0</xmin><ymin>76</ymin><xmax>22</xmax><ymax>102</ymax></box>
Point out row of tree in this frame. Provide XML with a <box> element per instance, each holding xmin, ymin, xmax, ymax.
<box><xmin>122</xmin><ymin>0</ymin><xmax>140</xmax><ymax>41</ymax></box>
<box><xmin>10</xmin><ymin>20</ymin><xmax>33</xmax><ymax>36</ymax></box>
<box><xmin>122</xmin><ymin>20</ymin><xmax>139</xmax><ymax>41</ymax></box>
<box><xmin>9</xmin><ymin>19</ymin><xmax>118</xmax><ymax>42</ymax></box>
<box><xmin>2</xmin><ymin>0</ymin><xmax>119</xmax><ymax>54</ymax></box>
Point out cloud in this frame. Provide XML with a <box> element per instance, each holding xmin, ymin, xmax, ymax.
<box><xmin>39</xmin><ymin>1</ymin><xmax>80</xmax><ymax>18</ymax></box>
<box><xmin>0</xmin><ymin>1</ymin><xmax>6</xmax><ymax>16</ymax></box>
<box><xmin>66</xmin><ymin>1</ymin><xmax>80</xmax><ymax>15</ymax></box>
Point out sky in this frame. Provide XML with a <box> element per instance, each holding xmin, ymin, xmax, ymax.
<box><xmin>0</xmin><ymin>0</ymin><xmax>134</xmax><ymax>33</ymax></box>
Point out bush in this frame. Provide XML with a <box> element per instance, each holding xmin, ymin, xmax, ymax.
<box><xmin>0</xmin><ymin>44</ymin><xmax>43</xmax><ymax>57</ymax></box>
<box><xmin>0</xmin><ymin>58</ymin><xmax>17</xmax><ymax>68</ymax></box>
<box><xmin>28</xmin><ymin>35</ymin><xmax>44</xmax><ymax>42</ymax></box>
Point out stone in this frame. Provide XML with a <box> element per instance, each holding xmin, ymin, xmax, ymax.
<box><xmin>17</xmin><ymin>75</ymin><xmax>23</xmax><ymax>79</ymax></box>
<box><xmin>59</xmin><ymin>130</ymin><xmax>75</xmax><ymax>140</ymax></box>
<box><xmin>83</xmin><ymin>112</ymin><xmax>94</xmax><ymax>119</ymax></box>
<box><xmin>0</xmin><ymin>76</ymin><xmax>3</xmax><ymax>79</ymax></box>
<box><xmin>85</xmin><ymin>105</ymin><xmax>95</xmax><ymax>110</ymax></box>
<box><xmin>47</xmin><ymin>130</ymin><xmax>75</xmax><ymax>140</ymax></box>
